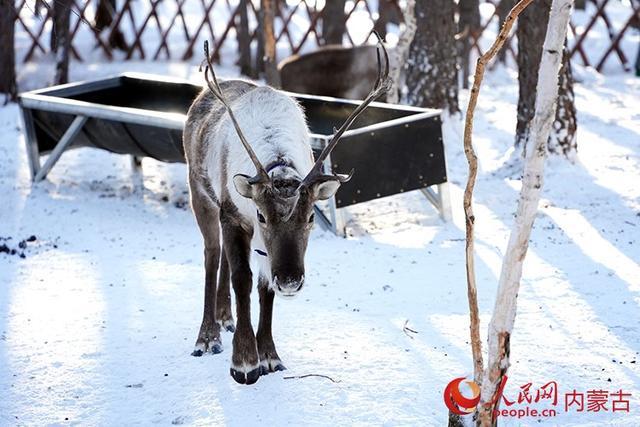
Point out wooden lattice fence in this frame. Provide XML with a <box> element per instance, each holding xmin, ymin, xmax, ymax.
<box><xmin>11</xmin><ymin>0</ymin><xmax>640</xmax><ymax>72</ymax></box>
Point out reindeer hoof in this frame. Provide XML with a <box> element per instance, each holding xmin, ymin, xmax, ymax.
<box><xmin>259</xmin><ymin>358</ymin><xmax>286</xmax><ymax>375</ymax></box>
<box><xmin>230</xmin><ymin>366</ymin><xmax>261</xmax><ymax>385</ymax></box>
<box><xmin>192</xmin><ymin>337</ymin><xmax>223</xmax><ymax>356</ymax></box>
<box><xmin>217</xmin><ymin>318</ymin><xmax>235</xmax><ymax>333</ymax></box>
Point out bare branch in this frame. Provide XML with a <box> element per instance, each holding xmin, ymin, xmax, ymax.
<box><xmin>402</xmin><ymin>319</ymin><xmax>418</xmax><ymax>339</ymax></box>
<box><xmin>462</xmin><ymin>0</ymin><xmax>534</xmax><ymax>388</ymax></box>
<box><xmin>283</xmin><ymin>374</ymin><xmax>341</xmax><ymax>383</ymax></box>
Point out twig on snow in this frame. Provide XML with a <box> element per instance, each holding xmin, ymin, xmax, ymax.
<box><xmin>402</xmin><ymin>319</ymin><xmax>418</xmax><ymax>338</ymax></box>
<box><xmin>283</xmin><ymin>374</ymin><xmax>341</xmax><ymax>383</ymax></box>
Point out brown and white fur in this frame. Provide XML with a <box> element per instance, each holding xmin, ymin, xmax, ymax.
<box><xmin>183</xmin><ymin>39</ymin><xmax>390</xmax><ymax>385</ymax></box>
<box><xmin>183</xmin><ymin>80</ymin><xmax>347</xmax><ymax>384</ymax></box>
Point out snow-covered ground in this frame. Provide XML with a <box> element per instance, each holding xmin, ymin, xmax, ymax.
<box><xmin>2</xmin><ymin>0</ymin><xmax>640</xmax><ymax>424</ymax></box>
<box><xmin>1</xmin><ymin>60</ymin><xmax>639</xmax><ymax>425</ymax></box>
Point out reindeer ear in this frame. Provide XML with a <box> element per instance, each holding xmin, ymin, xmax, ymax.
<box><xmin>312</xmin><ymin>180</ymin><xmax>341</xmax><ymax>200</ymax></box>
<box><xmin>233</xmin><ymin>174</ymin><xmax>254</xmax><ymax>198</ymax></box>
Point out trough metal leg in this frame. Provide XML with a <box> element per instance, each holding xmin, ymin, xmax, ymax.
<box><xmin>131</xmin><ymin>155</ymin><xmax>142</xmax><ymax>171</ymax></box>
<box><xmin>20</xmin><ymin>108</ymin><xmax>41</xmax><ymax>180</ymax></box>
<box><xmin>310</xmin><ymin>137</ymin><xmax>347</xmax><ymax>237</ymax></box>
<box><xmin>34</xmin><ymin>115</ymin><xmax>87</xmax><ymax>182</ymax></box>
<box><xmin>421</xmin><ymin>182</ymin><xmax>452</xmax><ymax>222</ymax></box>
<box><xmin>327</xmin><ymin>195</ymin><xmax>346</xmax><ymax>237</ymax></box>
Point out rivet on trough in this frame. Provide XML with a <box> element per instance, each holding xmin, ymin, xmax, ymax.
<box><xmin>429</xmin><ymin>153</ymin><xmax>434</xmax><ymax>158</ymax></box>
<box><xmin>376</xmin><ymin>193</ymin><xmax>381</xmax><ymax>197</ymax></box>
<box><xmin>356</xmin><ymin>189</ymin><xmax>361</xmax><ymax>194</ymax></box>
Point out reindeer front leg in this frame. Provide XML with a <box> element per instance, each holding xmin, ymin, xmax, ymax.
<box><xmin>223</xmin><ymin>223</ymin><xmax>261</xmax><ymax>385</ymax></box>
<box><xmin>257</xmin><ymin>276</ymin><xmax>286</xmax><ymax>375</ymax></box>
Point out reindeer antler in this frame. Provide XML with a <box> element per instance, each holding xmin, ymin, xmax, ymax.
<box><xmin>202</xmin><ymin>41</ymin><xmax>270</xmax><ymax>183</ymax></box>
<box><xmin>301</xmin><ymin>32</ymin><xmax>392</xmax><ymax>187</ymax></box>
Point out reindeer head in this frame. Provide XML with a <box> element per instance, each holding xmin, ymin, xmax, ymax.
<box><xmin>202</xmin><ymin>36</ymin><xmax>391</xmax><ymax>297</ymax></box>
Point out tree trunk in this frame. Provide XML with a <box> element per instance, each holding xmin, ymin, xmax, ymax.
<box><xmin>516</xmin><ymin>0</ymin><xmax>577</xmax><ymax>158</ymax></box>
<box><xmin>374</xmin><ymin>0</ymin><xmax>403</xmax><ymax>42</ymax></box>
<box><xmin>403</xmin><ymin>0</ymin><xmax>459</xmax><ymax>114</ymax></box>
<box><xmin>548</xmin><ymin>46</ymin><xmax>577</xmax><ymax>159</ymax></box>
<box><xmin>322</xmin><ymin>0</ymin><xmax>346</xmax><ymax>45</ymax></box>
<box><xmin>95</xmin><ymin>0</ymin><xmax>128</xmax><ymax>50</ymax></box>
<box><xmin>0</xmin><ymin>0</ymin><xmax>17</xmax><ymax>102</ymax></box>
<box><xmin>255</xmin><ymin>3</ymin><xmax>265</xmax><ymax>75</ymax></box>
<box><xmin>388</xmin><ymin>0</ymin><xmax>416</xmax><ymax>103</ymax></box>
<box><xmin>237</xmin><ymin>0</ymin><xmax>254</xmax><ymax>77</ymax></box>
<box><xmin>515</xmin><ymin>0</ymin><xmax>550</xmax><ymax>148</ymax></box>
<box><xmin>497</xmin><ymin>0</ymin><xmax>516</xmax><ymax>63</ymax></box>
<box><xmin>53</xmin><ymin>0</ymin><xmax>72</xmax><ymax>84</ymax></box>
<box><xmin>458</xmin><ymin>0</ymin><xmax>482</xmax><ymax>89</ymax></box>
<box><xmin>477</xmin><ymin>1</ymin><xmax>573</xmax><ymax>425</ymax></box>
<box><xmin>261</xmin><ymin>0</ymin><xmax>280</xmax><ymax>87</ymax></box>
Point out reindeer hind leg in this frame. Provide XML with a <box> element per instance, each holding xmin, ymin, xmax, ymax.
<box><xmin>190</xmin><ymin>179</ymin><xmax>223</xmax><ymax>356</ymax></box>
<box><xmin>216</xmin><ymin>246</ymin><xmax>235</xmax><ymax>332</ymax></box>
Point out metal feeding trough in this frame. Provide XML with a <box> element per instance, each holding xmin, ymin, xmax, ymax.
<box><xmin>19</xmin><ymin>73</ymin><xmax>450</xmax><ymax>235</ymax></box>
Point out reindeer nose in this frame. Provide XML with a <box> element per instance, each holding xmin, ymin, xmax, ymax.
<box><xmin>273</xmin><ymin>275</ymin><xmax>305</xmax><ymax>297</ymax></box>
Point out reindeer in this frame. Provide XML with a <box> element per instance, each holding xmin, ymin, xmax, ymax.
<box><xmin>183</xmin><ymin>39</ymin><xmax>390</xmax><ymax>385</ymax></box>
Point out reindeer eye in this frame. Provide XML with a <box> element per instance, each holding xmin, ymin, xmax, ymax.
<box><xmin>308</xmin><ymin>213</ymin><xmax>315</xmax><ymax>223</ymax></box>
<box><xmin>257</xmin><ymin>211</ymin><xmax>266</xmax><ymax>224</ymax></box>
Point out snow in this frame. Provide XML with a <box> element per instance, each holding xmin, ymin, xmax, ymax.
<box><xmin>1</xmin><ymin>61</ymin><xmax>638</xmax><ymax>425</ymax></box>
<box><xmin>2</xmin><ymin>2</ymin><xmax>640</xmax><ymax>425</ymax></box>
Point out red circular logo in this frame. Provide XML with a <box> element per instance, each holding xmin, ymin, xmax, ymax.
<box><xmin>443</xmin><ymin>377</ymin><xmax>481</xmax><ymax>415</ymax></box>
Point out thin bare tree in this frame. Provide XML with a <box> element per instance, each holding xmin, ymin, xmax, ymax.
<box><xmin>459</xmin><ymin>2</ymin><xmax>535</xmax><ymax>425</ymax></box>
<box><xmin>478</xmin><ymin>1</ymin><xmax>574</xmax><ymax>425</ymax></box>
